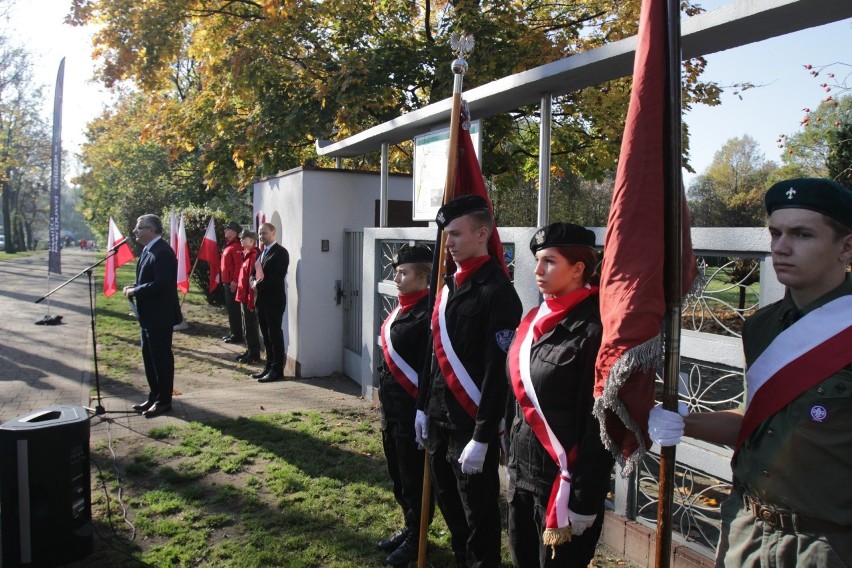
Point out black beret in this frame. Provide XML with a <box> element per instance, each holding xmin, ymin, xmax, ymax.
<box><xmin>239</xmin><ymin>229</ymin><xmax>257</xmax><ymax>240</ymax></box>
<box><xmin>226</xmin><ymin>221</ymin><xmax>242</xmax><ymax>232</ymax></box>
<box><xmin>765</xmin><ymin>178</ymin><xmax>852</xmax><ymax>229</ymax></box>
<box><xmin>392</xmin><ymin>244</ymin><xmax>432</xmax><ymax>268</ymax></box>
<box><xmin>530</xmin><ymin>222</ymin><xmax>596</xmax><ymax>254</ymax></box>
<box><xmin>436</xmin><ymin>195</ymin><xmax>488</xmax><ymax>230</ymax></box>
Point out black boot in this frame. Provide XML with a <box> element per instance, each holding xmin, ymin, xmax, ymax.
<box><xmin>385</xmin><ymin>531</ymin><xmax>418</xmax><ymax>566</ymax></box>
<box><xmin>377</xmin><ymin>527</ymin><xmax>409</xmax><ymax>551</ymax></box>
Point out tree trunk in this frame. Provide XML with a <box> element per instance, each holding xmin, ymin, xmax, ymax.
<box><xmin>1</xmin><ymin>178</ymin><xmax>15</xmax><ymax>254</ymax></box>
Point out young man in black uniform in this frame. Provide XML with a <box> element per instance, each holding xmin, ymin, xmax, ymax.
<box><xmin>415</xmin><ymin>195</ymin><xmax>522</xmax><ymax>567</ymax></box>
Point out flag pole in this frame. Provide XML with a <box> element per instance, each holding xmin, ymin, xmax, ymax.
<box><xmin>655</xmin><ymin>0</ymin><xmax>684</xmax><ymax>565</ymax></box>
<box><xmin>417</xmin><ymin>32</ymin><xmax>473</xmax><ymax>568</ymax></box>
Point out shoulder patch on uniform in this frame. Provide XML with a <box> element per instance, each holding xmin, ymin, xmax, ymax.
<box><xmin>495</xmin><ymin>329</ymin><xmax>515</xmax><ymax>353</ymax></box>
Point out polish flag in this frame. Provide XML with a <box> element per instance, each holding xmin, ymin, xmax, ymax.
<box><xmin>103</xmin><ymin>217</ymin><xmax>135</xmax><ymax>297</ymax></box>
<box><xmin>197</xmin><ymin>217</ymin><xmax>221</xmax><ymax>292</ymax></box>
<box><xmin>176</xmin><ymin>214</ymin><xmax>191</xmax><ymax>294</ymax></box>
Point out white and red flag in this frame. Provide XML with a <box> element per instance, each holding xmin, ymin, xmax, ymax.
<box><xmin>592</xmin><ymin>0</ymin><xmax>698</xmax><ymax>473</ymax></box>
<box><xmin>176</xmin><ymin>214</ymin><xmax>191</xmax><ymax>295</ymax></box>
<box><xmin>103</xmin><ymin>217</ymin><xmax>135</xmax><ymax>297</ymax></box>
<box><xmin>197</xmin><ymin>216</ymin><xmax>221</xmax><ymax>292</ymax></box>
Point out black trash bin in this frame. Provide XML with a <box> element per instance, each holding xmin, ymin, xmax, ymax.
<box><xmin>0</xmin><ymin>405</ymin><xmax>92</xmax><ymax>567</ymax></box>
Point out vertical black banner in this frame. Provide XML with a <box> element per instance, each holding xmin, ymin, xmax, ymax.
<box><xmin>48</xmin><ymin>58</ymin><xmax>65</xmax><ymax>274</ymax></box>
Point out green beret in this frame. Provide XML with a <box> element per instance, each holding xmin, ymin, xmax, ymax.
<box><xmin>226</xmin><ymin>221</ymin><xmax>242</xmax><ymax>232</ymax></box>
<box><xmin>530</xmin><ymin>223</ymin><xmax>596</xmax><ymax>254</ymax></box>
<box><xmin>436</xmin><ymin>195</ymin><xmax>488</xmax><ymax>230</ymax></box>
<box><xmin>239</xmin><ymin>229</ymin><xmax>258</xmax><ymax>240</ymax></box>
<box><xmin>765</xmin><ymin>178</ymin><xmax>852</xmax><ymax>229</ymax></box>
<box><xmin>392</xmin><ymin>244</ymin><xmax>433</xmax><ymax>268</ymax></box>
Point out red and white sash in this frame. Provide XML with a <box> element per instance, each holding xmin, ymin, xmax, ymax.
<box><xmin>432</xmin><ymin>284</ymin><xmax>480</xmax><ymax>418</ymax></box>
<box><xmin>380</xmin><ymin>291</ymin><xmax>428</xmax><ymax>399</ymax></box>
<box><xmin>507</xmin><ymin>286</ymin><xmax>596</xmax><ymax>537</ymax></box>
<box><xmin>735</xmin><ymin>294</ymin><xmax>852</xmax><ymax>453</ymax></box>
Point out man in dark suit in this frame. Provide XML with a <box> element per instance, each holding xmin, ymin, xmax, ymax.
<box><xmin>123</xmin><ymin>214</ymin><xmax>182</xmax><ymax>417</ymax></box>
<box><xmin>250</xmin><ymin>222</ymin><xmax>289</xmax><ymax>383</ymax></box>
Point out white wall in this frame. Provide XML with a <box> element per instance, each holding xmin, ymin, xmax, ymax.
<box><xmin>253</xmin><ymin>167</ymin><xmax>412</xmax><ymax>377</ymax></box>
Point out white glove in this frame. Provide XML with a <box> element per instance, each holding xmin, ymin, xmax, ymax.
<box><xmin>414</xmin><ymin>410</ymin><xmax>428</xmax><ymax>449</ymax></box>
<box><xmin>648</xmin><ymin>401</ymin><xmax>689</xmax><ymax>447</ymax></box>
<box><xmin>567</xmin><ymin>509</ymin><xmax>597</xmax><ymax>536</ymax></box>
<box><xmin>458</xmin><ymin>439</ymin><xmax>488</xmax><ymax>475</ymax></box>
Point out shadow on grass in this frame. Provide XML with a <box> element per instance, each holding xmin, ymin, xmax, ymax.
<box><xmin>87</xmin><ymin>410</ymin><xmax>472</xmax><ymax>567</ymax></box>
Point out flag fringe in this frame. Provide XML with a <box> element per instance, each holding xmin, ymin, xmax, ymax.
<box><xmin>543</xmin><ymin>527</ymin><xmax>572</xmax><ymax>558</ymax></box>
<box><xmin>593</xmin><ymin>334</ymin><xmax>662</xmax><ymax>476</ymax></box>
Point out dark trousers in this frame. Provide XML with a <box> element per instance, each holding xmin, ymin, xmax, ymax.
<box><xmin>382</xmin><ymin>421</ymin><xmax>434</xmax><ymax>536</ymax></box>
<box><xmin>428</xmin><ymin>426</ymin><xmax>502</xmax><ymax>567</ymax></box>
<box><xmin>140</xmin><ymin>326</ymin><xmax>174</xmax><ymax>405</ymax></box>
<box><xmin>507</xmin><ymin>486</ymin><xmax>603</xmax><ymax>568</ymax></box>
<box><xmin>240</xmin><ymin>303</ymin><xmax>261</xmax><ymax>355</ymax></box>
<box><xmin>257</xmin><ymin>301</ymin><xmax>285</xmax><ymax>373</ymax></box>
<box><xmin>223</xmin><ymin>284</ymin><xmax>243</xmax><ymax>338</ymax></box>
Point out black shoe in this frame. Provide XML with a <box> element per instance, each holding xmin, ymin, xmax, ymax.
<box><xmin>378</xmin><ymin>527</ymin><xmax>410</xmax><ymax>551</ymax></box>
<box><xmin>257</xmin><ymin>370</ymin><xmax>283</xmax><ymax>383</ymax></box>
<box><xmin>242</xmin><ymin>353</ymin><xmax>262</xmax><ymax>364</ymax></box>
<box><xmin>222</xmin><ymin>335</ymin><xmax>233</xmax><ymax>341</ymax></box>
<box><xmin>251</xmin><ymin>368</ymin><xmax>270</xmax><ymax>379</ymax></box>
<box><xmin>224</xmin><ymin>336</ymin><xmax>244</xmax><ymax>344</ymax></box>
<box><xmin>235</xmin><ymin>350</ymin><xmax>250</xmax><ymax>362</ymax></box>
<box><xmin>143</xmin><ymin>402</ymin><xmax>172</xmax><ymax>418</ymax></box>
<box><xmin>385</xmin><ymin>532</ymin><xmax>418</xmax><ymax>566</ymax></box>
<box><xmin>132</xmin><ymin>400</ymin><xmax>153</xmax><ymax>413</ymax></box>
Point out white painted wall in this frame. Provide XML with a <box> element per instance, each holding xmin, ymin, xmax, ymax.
<box><xmin>252</xmin><ymin>167</ymin><xmax>413</xmax><ymax>377</ymax></box>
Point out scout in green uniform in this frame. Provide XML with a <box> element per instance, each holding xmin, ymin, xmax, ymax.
<box><xmin>649</xmin><ymin>178</ymin><xmax>852</xmax><ymax>567</ymax></box>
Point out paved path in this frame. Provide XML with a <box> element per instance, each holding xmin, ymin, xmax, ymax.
<box><xmin>0</xmin><ymin>250</ymin><xmax>371</xmax><ymax>442</ymax></box>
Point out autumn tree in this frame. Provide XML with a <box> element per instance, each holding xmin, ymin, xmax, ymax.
<box><xmin>68</xmin><ymin>0</ymin><xmax>721</xmax><ymax>230</ymax></box>
<box><xmin>0</xmin><ymin>35</ymin><xmax>53</xmax><ymax>254</ymax></box>
<box><xmin>777</xmin><ymin>94</ymin><xmax>852</xmax><ymax>178</ymax></box>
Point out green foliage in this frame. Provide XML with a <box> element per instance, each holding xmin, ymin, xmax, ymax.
<box><xmin>69</xmin><ymin>0</ymin><xmax>721</xmax><ymax>230</ymax></box>
<box><xmin>173</xmin><ymin>206</ymin><xmax>236</xmax><ymax>305</ymax></box>
<box><xmin>827</xmin><ymin>119</ymin><xmax>852</xmax><ymax>187</ymax></box>
<box><xmin>688</xmin><ymin>135</ymin><xmax>775</xmax><ymax>227</ymax></box>
<box><xmin>0</xmin><ymin>35</ymin><xmax>53</xmax><ymax>253</ymax></box>
<box><xmin>778</xmin><ymin>94</ymin><xmax>852</xmax><ymax>177</ymax></box>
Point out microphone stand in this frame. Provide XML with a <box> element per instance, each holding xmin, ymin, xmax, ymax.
<box><xmin>35</xmin><ymin>243</ymin><xmax>137</xmax><ymax>416</ymax></box>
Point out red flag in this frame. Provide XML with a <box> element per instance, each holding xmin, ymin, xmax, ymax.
<box><xmin>197</xmin><ymin>216</ymin><xmax>221</xmax><ymax>292</ymax></box>
<box><xmin>103</xmin><ymin>217</ymin><xmax>135</xmax><ymax>297</ymax></box>
<box><xmin>450</xmin><ymin>116</ymin><xmax>508</xmax><ymax>276</ymax></box>
<box><xmin>176</xmin><ymin>214</ymin><xmax>190</xmax><ymax>295</ymax></box>
<box><xmin>592</xmin><ymin>0</ymin><xmax>697</xmax><ymax>473</ymax></box>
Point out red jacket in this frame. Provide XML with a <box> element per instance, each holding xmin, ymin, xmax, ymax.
<box><xmin>236</xmin><ymin>247</ymin><xmax>259</xmax><ymax>310</ymax></box>
<box><xmin>220</xmin><ymin>238</ymin><xmax>243</xmax><ymax>284</ymax></box>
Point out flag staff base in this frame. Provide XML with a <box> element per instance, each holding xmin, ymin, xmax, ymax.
<box><xmin>34</xmin><ymin>251</ymin><xmax>138</xmax><ymax>417</ymax></box>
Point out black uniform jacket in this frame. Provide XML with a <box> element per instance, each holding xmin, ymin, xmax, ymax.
<box><xmin>419</xmin><ymin>257</ymin><xmax>522</xmax><ymax>444</ymax></box>
<box><xmin>506</xmin><ymin>295</ymin><xmax>614</xmax><ymax>516</ymax></box>
<box><xmin>253</xmin><ymin>242</ymin><xmax>289</xmax><ymax>308</ymax></box>
<box><xmin>379</xmin><ymin>295</ymin><xmax>430</xmax><ymax>428</ymax></box>
<box><xmin>134</xmin><ymin>237</ymin><xmax>182</xmax><ymax>330</ymax></box>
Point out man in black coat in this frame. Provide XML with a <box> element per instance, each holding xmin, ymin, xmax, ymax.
<box><xmin>250</xmin><ymin>222</ymin><xmax>290</xmax><ymax>383</ymax></box>
<box><xmin>123</xmin><ymin>214</ymin><xmax>182</xmax><ymax>418</ymax></box>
